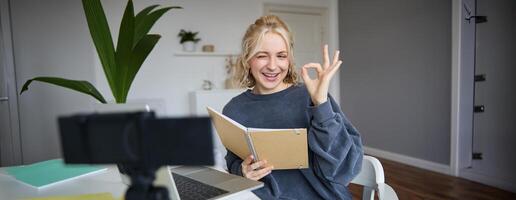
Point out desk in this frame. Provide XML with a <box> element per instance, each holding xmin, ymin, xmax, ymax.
<box><xmin>0</xmin><ymin>165</ymin><xmax>259</xmax><ymax>200</ymax></box>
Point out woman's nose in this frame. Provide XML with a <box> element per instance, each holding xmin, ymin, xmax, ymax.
<box><xmin>266</xmin><ymin>57</ymin><xmax>277</xmax><ymax>70</ymax></box>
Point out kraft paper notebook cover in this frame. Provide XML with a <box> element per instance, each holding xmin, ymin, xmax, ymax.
<box><xmin>4</xmin><ymin>159</ymin><xmax>106</xmax><ymax>189</ymax></box>
<box><xmin>207</xmin><ymin>107</ymin><xmax>308</xmax><ymax>170</ymax></box>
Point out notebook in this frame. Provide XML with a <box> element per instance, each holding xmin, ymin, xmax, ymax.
<box><xmin>23</xmin><ymin>192</ymin><xmax>120</xmax><ymax>200</ymax></box>
<box><xmin>207</xmin><ymin>107</ymin><xmax>309</xmax><ymax>170</ymax></box>
<box><xmin>4</xmin><ymin>159</ymin><xmax>106</xmax><ymax>189</ymax></box>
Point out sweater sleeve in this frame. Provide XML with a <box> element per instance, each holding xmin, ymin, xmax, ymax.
<box><xmin>222</xmin><ymin>104</ymin><xmax>244</xmax><ymax>176</ymax></box>
<box><xmin>307</xmin><ymin>95</ymin><xmax>363</xmax><ymax>187</ymax></box>
<box><xmin>225</xmin><ymin>150</ymin><xmax>243</xmax><ymax>176</ymax></box>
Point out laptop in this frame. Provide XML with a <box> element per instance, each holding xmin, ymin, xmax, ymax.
<box><xmin>155</xmin><ymin>166</ymin><xmax>263</xmax><ymax>200</ymax></box>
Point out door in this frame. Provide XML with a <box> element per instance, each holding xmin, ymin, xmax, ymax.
<box><xmin>0</xmin><ymin>0</ymin><xmax>22</xmax><ymax>167</ymax></box>
<box><xmin>464</xmin><ymin>0</ymin><xmax>516</xmax><ymax>193</ymax></box>
<box><xmin>264</xmin><ymin>4</ymin><xmax>330</xmax><ymax>90</ymax></box>
<box><xmin>0</xmin><ymin>25</ymin><xmax>11</xmax><ymax>166</ymax></box>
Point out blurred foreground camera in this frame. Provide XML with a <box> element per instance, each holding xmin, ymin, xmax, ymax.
<box><xmin>58</xmin><ymin>111</ymin><xmax>214</xmax><ymax>200</ymax></box>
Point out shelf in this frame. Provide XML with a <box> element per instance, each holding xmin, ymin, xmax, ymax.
<box><xmin>174</xmin><ymin>52</ymin><xmax>239</xmax><ymax>57</ymax></box>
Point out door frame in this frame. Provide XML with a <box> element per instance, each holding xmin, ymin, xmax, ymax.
<box><xmin>451</xmin><ymin>0</ymin><xmax>516</xmax><ymax>192</ymax></box>
<box><xmin>263</xmin><ymin>1</ymin><xmax>340</xmax><ymax>103</ymax></box>
<box><xmin>451</xmin><ymin>0</ymin><xmax>475</xmax><ymax>176</ymax></box>
<box><xmin>0</xmin><ymin>0</ymin><xmax>23</xmax><ymax>166</ymax></box>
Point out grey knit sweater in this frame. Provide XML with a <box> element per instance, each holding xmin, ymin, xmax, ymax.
<box><xmin>222</xmin><ymin>84</ymin><xmax>363</xmax><ymax>200</ymax></box>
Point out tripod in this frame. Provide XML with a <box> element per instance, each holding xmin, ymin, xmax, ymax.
<box><xmin>122</xmin><ymin>165</ymin><xmax>170</xmax><ymax>200</ymax></box>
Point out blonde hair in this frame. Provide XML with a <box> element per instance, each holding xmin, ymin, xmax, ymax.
<box><xmin>234</xmin><ymin>15</ymin><xmax>298</xmax><ymax>88</ymax></box>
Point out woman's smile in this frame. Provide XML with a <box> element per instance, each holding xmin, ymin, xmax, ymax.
<box><xmin>262</xmin><ymin>72</ymin><xmax>280</xmax><ymax>81</ymax></box>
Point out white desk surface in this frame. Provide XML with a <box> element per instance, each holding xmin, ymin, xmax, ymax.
<box><xmin>0</xmin><ymin>165</ymin><xmax>259</xmax><ymax>200</ymax></box>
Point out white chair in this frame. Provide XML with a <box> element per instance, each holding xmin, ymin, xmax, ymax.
<box><xmin>351</xmin><ymin>155</ymin><xmax>399</xmax><ymax>200</ymax></box>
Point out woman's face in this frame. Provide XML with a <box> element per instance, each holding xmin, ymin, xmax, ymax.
<box><xmin>249</xmin><ymin>32</ymin><xmax>290</xmax><ymax>94</ymax></box>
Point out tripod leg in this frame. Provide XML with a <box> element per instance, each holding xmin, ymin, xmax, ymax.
<box><xmin>125</xmin><ymin>185</ymin><xmax>148</xmax><ymax>200</ymax></box>
<box><xmin>149</xmin><ymin>186</ymin><xmax>170</xmax><ymax>200</ymax></box>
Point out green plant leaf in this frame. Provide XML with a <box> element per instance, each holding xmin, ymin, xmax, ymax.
<box><xmin>20</xmin><ymin>77</ymin><xmax>107</xmax><ymax>104</ymax></box>
<box><xmin>82</xmin><ymin>0</ymin><xmax>118</xmax><ymax>100</ymax></box>
<box><xmin>20</xmin><ymin>1</ymin><xmax>180</xmax><ymax>106</ymax></box>
<box><xmin>135</xmin><ymin>4</ymin><xmax>159</xmax><ymax>24</ymax></box>
<box><xmin>120</xmin><ymin>34</ymin><xmax>161</xmax><ymax>102</ymax></box>
<box><xmin>115</xmin><ymin>0</ymin><xmax>135</xmax><ymax>103</ymax></box>
<box><xmin>134</xmin><ymin>6</ymin><xmax>180</xmax><ymax>47</ymax></box>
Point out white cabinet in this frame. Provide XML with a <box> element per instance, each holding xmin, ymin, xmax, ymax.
<box><xmin>189</xmin><ymin>89</ymin><xmax>245</xmax><ymax>171</ymax></box>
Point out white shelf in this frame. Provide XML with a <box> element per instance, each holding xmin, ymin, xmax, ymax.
<box><xmin>174</xmin><ymin>52</ymin><xmax>239</xmax><ymax>57</ymax></box>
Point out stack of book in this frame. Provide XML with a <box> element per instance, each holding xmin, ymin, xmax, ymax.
<box><xmin>3</xmin><ymin>159</ymin><xmax>106</xmax><ymax>189</ymax></box>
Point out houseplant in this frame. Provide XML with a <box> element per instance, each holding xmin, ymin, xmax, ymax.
<box><xmin>178</xmin><ymin>29</ymin><xmax>201</xmax><ymax>52</ymax></box>
<box><xmin>20</xmin><ymin>0</ymin><xmax>181</xmax><ymax>104</ymax></box>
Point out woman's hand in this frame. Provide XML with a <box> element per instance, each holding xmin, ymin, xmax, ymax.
<box><xmin>241</xmin><ymin>155</ymin><xmax>274</xmax><ymax>181</ymax></box>
<box><xmin>301</xmin><ymin>44</ymin><xmax>343</xmax><ymax>106</ymax></box>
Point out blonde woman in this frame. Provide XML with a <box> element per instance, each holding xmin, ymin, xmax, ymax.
<box><xmin>223</xmin><ymin>15</ymin><xmax>363</xmax><ymax>199</ymax></box>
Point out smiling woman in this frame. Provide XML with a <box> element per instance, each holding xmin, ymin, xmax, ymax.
<box><xmin>248</xmin><ymin>33</ymin><xmax>290</xmax><ymax>94</ymax></box>
<box><xmin>222</xmin><ymin>15</ymin><xmax>363</xmax><ymax>200</ymax></box>
<box><xmin>233</xmin><ymin>15</ymin><xmax>297</xmax><ymax>93</ymax></box>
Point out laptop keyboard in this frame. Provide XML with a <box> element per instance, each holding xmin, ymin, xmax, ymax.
<box><xmin>172</xmin><ymin>173</ymin><xmax>229</xmax><ymax>200</ymax></box>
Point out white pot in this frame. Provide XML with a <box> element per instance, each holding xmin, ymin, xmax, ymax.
<box><xmin>182</xmin><ymin>41</ymin><xmax>196</xmax><ymax>52</ymax></box>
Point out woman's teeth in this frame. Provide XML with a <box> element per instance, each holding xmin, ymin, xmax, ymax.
<box><xmin>263</xmin><ymin>73</ymin><xmax>278</xmax><ymax>78</ymax></box>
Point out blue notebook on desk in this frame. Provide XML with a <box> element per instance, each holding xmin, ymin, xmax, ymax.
<box><xmin>4</xmin><ymin>159</ymin><xmax>106</xmax><ymax>189</ymax></box>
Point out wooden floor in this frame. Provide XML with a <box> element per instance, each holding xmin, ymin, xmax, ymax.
<box><xmin>349</xmin><ymin>157</ymin><xmax>516</xmax><ymax>200</ymax></box>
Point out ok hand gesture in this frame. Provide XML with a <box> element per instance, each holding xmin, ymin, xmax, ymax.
<box><xmin>301</xmin><ymin>44</ymin><xmax>343</xmax><ymax>106</ymax></box>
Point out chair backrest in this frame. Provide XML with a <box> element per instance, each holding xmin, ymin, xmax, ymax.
<box><xmin>351</xmin><ymin>155</ymin><xmax>400</xmax><ymax>200</ymax></box>
<box><xmin>351</xmin><ymin>155</ymin><xmax>385</xmax><ymax>187</ymax></box>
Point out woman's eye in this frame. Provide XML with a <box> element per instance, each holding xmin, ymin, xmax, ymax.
<box><xmin>278</xmin><ymin>55</ymin><xmax>287</xmax><ymax>59</ymax></box>
<box><xmin>257</xmin><ymin>55</ymin><xmax>267</xmax><ymax>58</ymax></box>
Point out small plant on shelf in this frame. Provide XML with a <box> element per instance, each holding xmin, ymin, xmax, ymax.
<box><xmin>178</xmin><ymin>29</ymin><xmax>201</xmax><ymax>52</ymax></box>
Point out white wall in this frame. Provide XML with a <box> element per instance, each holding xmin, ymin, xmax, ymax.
<box><xmin>11</xmin><ymin>0</ymin><xmax>97</xmax><ymax>163</ymax></box>
<box><xmin>94</xmin><ymin>0</ymin><xmax>335</xmax><ymax>116</ymax></box>
<box><xmin>339</xmin><ymin>0</ymin><xmax>452</xmax><ymax>166</ymax></box>
<box><xmin>10</xmin><ymin>0</ymin><xmax>336</xmax><ymax>163</ymax></box>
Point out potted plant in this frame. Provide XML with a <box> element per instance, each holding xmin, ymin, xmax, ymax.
<box><xmin>19</xmin><ymin>0</ymin><xmax>181</xmax><ymax>186</ymax></box>
<box><xmin>178</xmin><ymin>29</ymin><xmax>201</xmax><ymax>52</ymax></box>
<box><xmin>20</xmin><ymin>0</ymin><xmax>181</xmax><ymax>104</ymax></box>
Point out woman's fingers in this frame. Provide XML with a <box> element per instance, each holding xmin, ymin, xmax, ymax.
<box><xmin>301</xmin><ymin>63</ymin><xmax>323</xmax><ymax>92</ymax></box>
<box><xmin>300</xmin><ymin>46</ymin><xmax>342</xmax><ymax>106</ymax></box>
<box><xmin>250</xmin><ymin>160</ymin><xmax>267</xmax><ymax>170</ymax></box>
<box><xmin>241</xmin><ymin>155</ymin><xmax>253</xmax><ymax>175</ymax></box>
<box><xmin>328</xmin><ymin>60</ymin><xmax>343</xmax><ymax>77</ymax></box>
<box><xmin>249</xmin><ymin>165</ymin><xmax>274</xmax><ymax>180</ymax></box>
<box><xmin>303</xmin><ymin>46</ymin><xmax>341</xmax><ymax>80</ymax></box>
<box><xmin>242</xmin><ymin>155</ymin><xmax>253</xmax><ymax>166</ymax></box>
<box><xmin>332</xmin><ymin>50</ymin><xmax>340</xmax><ymax>66</ymax></box>
<box><xmin>300</xmin><ymin>66</ymin><xmax>312</xmax><ymax>84</ymax></box>
<box><xmin>323</xmin><ymin>44</ymin><xmax>330</xmax><ymax>68</ymax></box>
<box><xmin>242</xmin><ymin>159</ymin><xmax>273</xmax><ymax>181</ymax></box>
<box><xmin>302</xmin><ymin>63</ymin><xmax>323</xmax><ymax>75</ymax></box>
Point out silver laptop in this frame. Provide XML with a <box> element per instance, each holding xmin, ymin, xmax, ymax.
<box><xmin>155</xmin><ymin>166</ymin><xmax>263</xmax><ymax>200</ymax></box>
